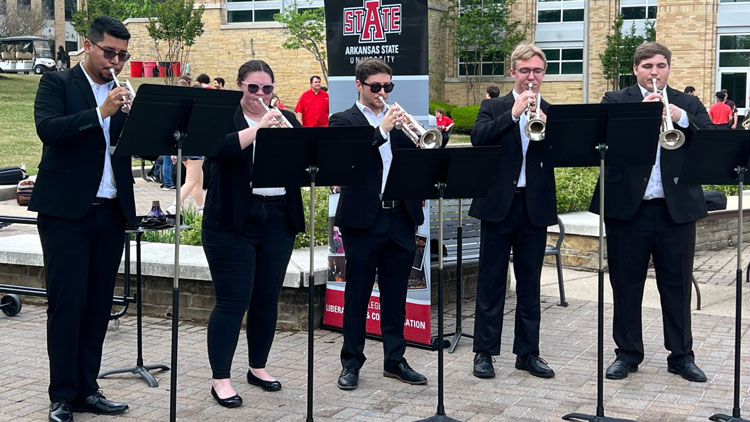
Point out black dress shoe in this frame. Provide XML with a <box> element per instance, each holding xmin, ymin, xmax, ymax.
<box><xmin>49</xmin><ymin>402</ymin><xmax>73</xmax><ymax>422</ymax></box>
<box><xmin>473</xmin><ymin>352</ymin><xmax>495</xmax><ymax>379</ymax></box>
<box><xmin>71</xmin><ymin>392</ymin><xmax>128</xmax><ymax>415</ymax></box>
<box><xmin>515</xmin><ymin>354</ymin><xmax>555</xmax><ymax>378</ymax></box>
<box><xmin>605</xmin><ymin>359</ymin><xmax>638</xmax><ymax>380</ymax></box>
<box><xmin>384</xmin><ymin>360</ymin><xmax>428</xmax><ymax>385</ymax></box>
<box><xmin>337</xmin><ymin>367</ymin><xmax>360</xmax><ymax>390</ymax></box>
<box><xmin>211</xmin><ymin>386</ymin><xmax>243</xmax><ymax>408</ymax></box>
<box><xmin>668</xmin><ymin>361</ymin><xmax>707</xmax><ymax>382</ymax></box>
<box><xmin>247</xmin><ymin>370</ymin><xmax>282</xmax><ymax>392</ymax></box>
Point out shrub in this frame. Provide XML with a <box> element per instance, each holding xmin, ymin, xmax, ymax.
<box><xmin>429</xmin><ymin>101</ymin><xmax>456</xmax><ymax>117</ymax></box>
<box><xmin>450</xmin><ymin>105</ymin><xmax>480</xmax><ymax>134</ymax></box>
<box><xmin>554</xmin><ymin>167</ymin><xmax>599</xmax><ymax>214</ymax></box>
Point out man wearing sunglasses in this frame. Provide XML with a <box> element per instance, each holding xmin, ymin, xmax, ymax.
<box><xmin>330</xmin><ymin>58</ymin><xmax>428</xmax><ymax>391</ymax></box>
<box><xmin>469</xmin><ymin>43</ymin><xmax>557</xmax><ymax>381</ymax></box>
<box><xmin>32</xmin><ymin>16</ymin><xmax>135</xmax><ymax>422</ymax></box>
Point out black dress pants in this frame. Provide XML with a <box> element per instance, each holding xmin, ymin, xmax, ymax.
<box><xmin>339</xmin><ymin>206</ymin><xmax>416</xmax><ymax>371</ymax></box>
<box><xmin>202</xmin><ymin>198</ymin><xmax>296</xmax><ymax>379</ymax></box>
<box><xmin>38</xmin><ymin>199</ymin><xmax>126</xmax><ymax>403</ymax></box>
<box><xmin>605</xmin><ymin>198</ymin><xmax>696</xmax><ymax>365</ymax></box>
<box><xmin>473</xmin><ymin>191</ymin><xmax>547</xmax><ymax>357</ymax></box>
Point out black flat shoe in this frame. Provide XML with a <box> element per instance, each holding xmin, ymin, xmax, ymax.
<box><xmin>515</xmin><ymin>354</ymin><xmax>555</xmax><ymax>378</ymax></box>
<box><xmin>473</xmin><ymin>352</ymin><xmax>495</xmax><ymax>379</ymax></box>
<box><xmin>71</xmin><ymin>392</ymin><xmax>128</xmax><ymax>415</ymax></box>
<box><xmin>211</xmin><ymin>387</ymin><xmax>243</xmax><ymax>408</ymax></box>
<box><xmin>49</xmin><ymin>402</ymin><xmax>73</xmax><ymax>422</ymax></box>
<box><xmin>247</xmin><ymin>370</ymin><xmax>282</xmax><ymax>392</ymax></box>
<box><xmin>605</xmin><ymin>359</ymin><xmax>638</xmax><ymax>380</ymax></box>
<box><xmin>668</xmin><ymin>361</ymin><xmax>707</xmax><ymax>382</ymax></box>
<box><xmin>384</xmin><ymin>359</ymin><xmax>428</xmax><ymax>385</ymax></box>
<box><xmin>337</xmin><ymin>367</ymin><xmax>360</xmax><ymax>390</ymax></box>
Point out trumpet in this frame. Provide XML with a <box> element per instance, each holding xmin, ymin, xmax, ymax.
<box><xmin>109</xmin><ymin>68</ymin><xmax>135</xmax><ymax>113</ymax></box>
<box><xmin>523</xmin><ymin>83</ymin><xmax>546</xmax><ymax>141</ymax></box>
<box><xmin>378</xmin><ymin>96</ymin><xmax>441</xmax><ymax>149</ymax></box>
<box><xmin>743</xmin><ymin>118</ymin><xmax>750</xmax><ymax>130</ymax></box>
<box><xmin>652</xmin><ymin>78</ymin><xmax>685</xmax><ymax>150</ymax></box>
<box><xmin>256</xmin><ymin>98</ymin><xmax>292</xmax><ymax>128</ymax></box>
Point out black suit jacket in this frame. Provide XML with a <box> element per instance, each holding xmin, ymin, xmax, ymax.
<box><xmin>31</xmin><ymin>64</ymin><xmax>136</xmax><ymax>226</ymax></box>
<box><xmin>202</xmin><ymin>106</ymin><xmax>305</xmax><ymax>234</ymax></box>
<box><xmin>330</xmin><ymin>104</ymin><xmax>424</xmax><ymax>229</ymax></box>
<box><xmin>468</xmin><ymin>91</ymin><xmax>557</xmax><ymax>227</ymax></box>
<box><xmin>589</xmin><ymin>84</ymin><xmax>711</xmax><ymax>224</ymax></box>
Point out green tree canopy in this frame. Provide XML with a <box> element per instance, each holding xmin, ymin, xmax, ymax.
<box><xmin>71</xmin><ymin>0</ymin><xmax>161</xmax><ymax>37</ymax></box>
<box><xmin>146</xmin><ymin>0</ymin><xmax>204</xmax><ymax>85</ymax></box>
<box><xmin>599</xmin><ymin>14</ymin><xmax>656</xmax><ymax>90</ymax></box>
<box><xmin>274</xmin><ymin>4</ymin><xmax>328</xmax><ymax>85</ymax></box>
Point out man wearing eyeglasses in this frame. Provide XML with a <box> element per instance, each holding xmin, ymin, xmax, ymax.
<box><xmin>32</xmin><ymin>16</ymin><xmax>135</xmax><ymax>422</ymax></box>
<box><xmin>469</xmin><ymin>43</ymin><xmax>557</xmax><ymax>380</ymax></box>
<box><xmin>329</xmin><ymin>58</ymin><xmax>428</xmax><ymax>391</ymax></box>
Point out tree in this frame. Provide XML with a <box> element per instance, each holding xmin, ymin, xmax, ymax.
<box><xmin>0</xmin><ymin>7</ymin><xmax>45</xmax><ymax>37</ymax></box>
<box><xmin>146</xmin><ymin>0</ymin><xmax>205</xmax><ymax>85</ymax></box>
<box><xmin>599</xmin><ymin>14</ymin><xmax>656</xmax><ymax>91</ymax></box>
<box><xmin>274</xmin><ymin>3</ymin><xmax>328</xmax><ymax>85</ymax></box>
<box><xmin>441</xmin><ymin>0</ymin><xmax>527</xmax><ymax>104</ymax></box>
<box><xmin>71</xmin><ymin>0</ymin><xmax>160</xmax><ymax>38</ymax></box>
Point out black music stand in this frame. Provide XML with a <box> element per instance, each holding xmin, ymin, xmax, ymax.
<box><xmin>115</xmin><ymin>84</ymin><xmax>241</xmax><ymax>422</ymax></box>
<box><xmin>677</xmin><ymin>130</ymin><xmax>750</xmax><ymax>422</ymax></box>
<box><xmin>252</xmin><ymin>126</ymin><xmax>373</xmax><ymax>422</ymax></box>
<box><xmin>383</xmin><ymin>146</ymin><xmax>502</xmax><ymax>422</ymax></box>
<box><xmin>444</xmin><ymin>198</ymin><xmax>473</xmax><ymax>354</ymax></box>
<box><xmin>544</xmin><ymin>102</ymin><xmax>662</xmax><ymax>422</ymax></box>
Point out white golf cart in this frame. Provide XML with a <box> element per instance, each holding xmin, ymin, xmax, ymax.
<box><xmin>0</xmin><ymin>36</ymin><xmax>56</xmax><ymax>75</ymax></box>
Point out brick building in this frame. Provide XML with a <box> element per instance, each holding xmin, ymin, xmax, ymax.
<box><xmin>14</xmin><ymin>0</ymin><xmax>750</xmax><ymax>115</ymax></box>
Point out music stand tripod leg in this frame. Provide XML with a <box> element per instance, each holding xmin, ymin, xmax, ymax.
<box><xmin>448</xmin><ymin>199</ymin><xmax>472</xmax><ymax>354</ymax></box>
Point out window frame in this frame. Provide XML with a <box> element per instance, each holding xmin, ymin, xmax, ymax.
<box><xmin>541</xmin><ymin>47</ymin><xmax>583</xmax><ymax>75</ymax></box>
<box><xmin>457</xmin><ymin>49</ymin><xmax>505</xmax><ymax>78</ymax></box>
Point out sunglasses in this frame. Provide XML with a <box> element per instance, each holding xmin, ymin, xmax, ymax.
<box><xmin>89</xmin><ymin>40</ymin><xmax>131</xmax><ymax>62</ymax></box>
<box><xmin>361</xmin><ymin>81</ymin><xmax>395</xmax><ymax>93</ymax></box>
<box><xmin>241</xmin><ymin>82</ymin><xmax>275</xmax><ymax>95</ymax></box>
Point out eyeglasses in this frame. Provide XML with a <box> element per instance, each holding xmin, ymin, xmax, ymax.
<box><xmin>514</xmin><ymin>67</ymin><xmax>545</xmax><ymax>76</ymax></box>
<box><xmin>240</xmin><ymin>82</ymin><xmax>275</xmax><ymax>95</ymax></box>
<box><xmin>360</xmin><ymin>81</ymin><xmax>395</xmax><ymax>93</ymax></box>
<box><xmin>89</xmin><ymin>40</ymin><xmax>131</xmax><ymax>62</ymax></box>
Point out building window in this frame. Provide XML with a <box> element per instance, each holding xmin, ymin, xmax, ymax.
<box><xmin>65</xmin><ymin>0</ymin><xmax>74</xmax><ymax>20</ymax></box>
<box><xmin>17</xmin><ymin>0</ymin><xmax>31</xmax><ymax>10</ymax></box>
<box><xmin>457</xmin><ymin>50</ymin><xmax>504</xmax><ymax>77</ymax></box>
<box><xmin>228</xmin><ymin>0</ymin><xmax>324</xmax><ymax>23</ymax></box>
<box><xmin>42</xmin><ymin>0</ymin><xmax>54</xmax><ymax>19</ymax></box>
<box><xmin>537</xmin><ymin>0</ymin><xmax>584</xmax><ymax>23</ymax></box>
<box><xmin>719</xmin><ymin>34</ymin><xmax>750</xmax><ymax>67</ymax></box>
<box><xmin>542</xmin><ymin>48</ymin><xmax>583</xmax><ymax>74</ymax></box>
<box><xmin>719</xmin><ymin>0</ymin><xmax>750</xmax><ymax>2</ymax></box>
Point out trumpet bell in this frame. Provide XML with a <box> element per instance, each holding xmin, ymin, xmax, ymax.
<box><xmin>525</xmin><ymin>118</ymin><xmax>546</xmax><ymax>142</ymax></box>
<box><xmin>420</xmin><ymin>129</ymin><xmax>442</xmax><ymax>149</ymax></box>
<box><xmin>659</xmin><ymin>129</ymin><xmax>685</xmax><ymax>150</ymax></box>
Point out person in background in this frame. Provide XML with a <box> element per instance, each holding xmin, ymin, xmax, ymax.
<box><xmin>709</xmin><ymin>91</ymin><xmax>732</xmax><ymax>128</ymax></box>
<box><xmin>434</xmin><ymin>108</ymin><xmax>454</xmax><ymax>147</ymax></box>
<box><xmin>213</xmin><ymin>77</ymin><xmax>225</xmax><ymax>89</ymax></box>
<box><xmin>721</xmin><ymin>89</ymin><xmax>738</xmax><ymax>129</ymax></box>
<box><xmin>197</xmin><ymin>73</ymin><xmax>212</xmax><ymax>89</ymax></box>
<box><xmin>56</xmin><ymin>46</ymin><xmax>68</xmax><ymax>71</ymax></box>
<box><xmin>295</xmin><ymin>75</ymin><xmax>329</xmax><ymax>127</ymax></box>
<box><xmin>486</xmin><ymin>85</ymin><xmax>500</xmax><ymax>99</ymax></box>
<box><xmin>683</xmin><ymin>86</ymin><xmax>696</xmax><ymax>95</ymax></box>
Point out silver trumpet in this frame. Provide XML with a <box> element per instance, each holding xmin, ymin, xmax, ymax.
<box><xmin>523</xmin><ymin>83</ymin><xmax>546</xmax><ymax>141</ymax></box>
<box><xmin>109</xmin><ymin>68</ymin><xmax>135</xmax><ymax>113</ymax></box>
<box><xmin>378</xmin><ymin>96</ymin><xmax>441</xmax><ymax>149</ymax></box>
<box><xmin>652</xmin><ymin>78</ymin><xmax>685</xmax><ymax>150</ymax></box>
<box><xmin>256</xmin><ymin>98</ymin><xmax>292</xmax><ymax>128</ymax></box>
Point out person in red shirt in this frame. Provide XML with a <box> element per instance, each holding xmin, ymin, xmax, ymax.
<box><xmin>295</xmin><ymin>75</ymin><xmax>329</xmax><ymax>127</ymax></box>
<box><xmin>709</xmin><ymin>91</ymin><xmax>732</xmax><ymax>128</ymax></box>
<box><xmin>435</xmin><ymin>108</ymin><xmax>454</xmax><ymax>147</ymax></box>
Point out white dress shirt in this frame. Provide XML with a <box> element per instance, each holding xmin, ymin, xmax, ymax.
<box><xmin>637</xmin><ymin>84</ymin><xmax>689</xmax><ymax>200</ymax></box>
<box><xmin>80</xmin><ymin>64</ymin><xmax>117</xmax><ymax>199</ymax></box>
<box><xmin>355</xmin><ymin>102</ymin><xmax>392</xmax><ymax>195</ymax></box>
<box><xmin>243</xmin><ymin>115</ymin><xmax>286</xmax><ymax>196</ymax></box>
<box><xmin>511</xmin><ymin>89</ymin><xmax>532</xmax><ymax>188</ymax></box>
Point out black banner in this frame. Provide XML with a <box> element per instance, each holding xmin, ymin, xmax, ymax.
<box><xmin>325</xmin><ymin>0</ymin><xmax>428</xmax><ymax>76</ymax></box>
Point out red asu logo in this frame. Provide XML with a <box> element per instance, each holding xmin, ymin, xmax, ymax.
<box><xmin>343</xmin><ymin>0</ymin><xmax>402</xmax><ymax>43</ymax></box>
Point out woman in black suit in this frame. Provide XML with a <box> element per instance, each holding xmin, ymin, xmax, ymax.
<box><xmin>202</xmin><ymin>60</ymin><xmax>305</xmax><ymax>407</ymax></box>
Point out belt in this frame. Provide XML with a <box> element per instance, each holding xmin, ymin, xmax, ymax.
<box><xmin>514</xmin><ymin>187</ymin><xmax>526</xmax><ymax>194</ymax></box>
<box><xmin>251</xmin><ymin>194</ymin><xmax>285</xmax><ymax>204</ymax></box>
<box><xmin>381</xmin><ymin>200</ymin><xmax>400</xmax><ymax>209</ymax></box>
<box><xmin>92</xmin><ymin>197</ymin><xmax>115</xmax><ymax>205</ymax></box>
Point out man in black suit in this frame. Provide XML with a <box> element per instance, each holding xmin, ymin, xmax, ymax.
<box><xmin>330</xmin><ymin>58</ymin><xmax>427</xmax><ymax>390</ymax></box>
<box><xmin>590</xmin><ymin>42</ymin><xmax>711</xmax><ymax>382</ymax></box>
<box><xmin>470</xmin><ymin>44</ymin><xmax>557</xmax><ymax>380</ymax></box>
<box><xmin>32</xmin><ymin>16</ymin><xmax>136</xmax><ymax>422</ymax></box>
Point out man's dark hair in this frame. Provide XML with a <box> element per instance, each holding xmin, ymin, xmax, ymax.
<box><xmin>214</xmin><ymin>77</ymin><xmax>225</xmax><ymax>87</ymax></box>
<box><xmin>196</xmin><ymin>73</ymin><xmax>210</xmax><ymax>84</ymax></box>
<box><xmin>716</xmin><ymin>91</ymin><xmax>726</xmax><ymax>101</ymax></box>
<box><xmin>486</xmin><ymin>85</ymin><xmax>500</xmax><ymax>98</ymax></box>
<box><xmin>88</xmin><ymin>16</ymin><xmax>130</xmax><ymax>42</ymax></box>
<box><xmin>237</xmin><ymin>60</ymin><xmax>275</xmax><ymax>83</ymax></box>
<box><xmin>310</xmin><ymin>75</ymin><xmax>321</xmax><ymax>84</ymax></box>
<box><xmin>634</xmin><ymin>42</ymin><xmax>671</xmax><ymax>67</ymax></box>
<box><xmin>355</xmin><ymin>58</ymin><xmax>392</xmax><ymax>83</ymax></box>
<box><xmin>684</xmin><ymin>86</ymin><xmax>695</xmax><ymax>94</ymax></box>
<box><xmin>435</xmin><ymin>108</ymin><xmax>444</xmax><ymax>114</ymax></box>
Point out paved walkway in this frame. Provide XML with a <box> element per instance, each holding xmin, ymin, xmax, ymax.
<box><xmin>3</xmin><ymin>177</ymin><xmax>750</xmax><ymax>420</ymax></box>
